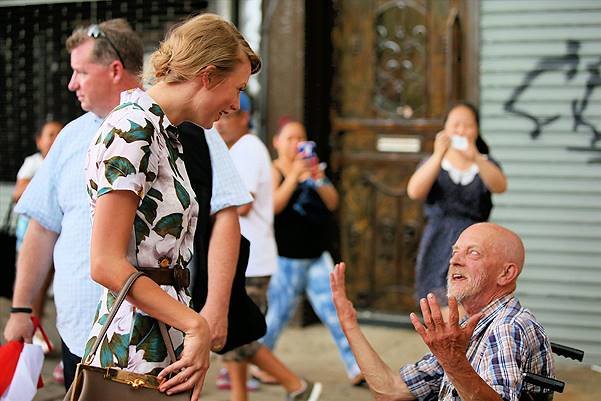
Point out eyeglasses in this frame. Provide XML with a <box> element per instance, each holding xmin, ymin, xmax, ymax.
<box><xmin>87</xmin><ymin>24</ymin><xmax>126</xmax><ymax>69</ymax></box>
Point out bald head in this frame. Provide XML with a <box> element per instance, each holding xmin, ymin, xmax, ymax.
<box><xmin>463</xmin><ymin>223</ymin><xmax>525</xmax><ymax>275</ymax></box>
<box><xmin>448</xmin><ymin>223</ymin><xmax>525</xmax><ymax>311</ymax></box>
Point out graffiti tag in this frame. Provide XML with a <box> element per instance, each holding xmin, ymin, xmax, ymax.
<box><xmin>504</xmin><ymin>40</ymin><xmax>600</xmax><ymax>163</ymax></box>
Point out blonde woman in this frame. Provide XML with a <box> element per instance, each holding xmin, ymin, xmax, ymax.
<box><xmin>82</xmin><ymin>14</ymin><xmax>260</xmax><ymax>400</ymax></box>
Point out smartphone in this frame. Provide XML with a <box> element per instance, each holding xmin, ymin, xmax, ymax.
<box><xmin>451</xmin><ymin>135</ymin><xmax>468</xmax><ymax>151</ymax></box>
<box><xmin>297</xmin><ymin>141</ymin><xmax>317</xmax><ymax>159</ymax></box>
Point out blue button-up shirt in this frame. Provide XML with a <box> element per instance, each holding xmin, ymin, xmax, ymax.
<box><xmin>15</xmin><ymin>112</ymin><xmax>103</xmax><ymax>357</ymax></box>
<box><xmin>16</xmin><ymin>109</ymin><xmax>250</xmax><ymax>357</ymax></box>
<box><xmin>205</xmin><ymin>128</ymin><xmax>252</xmax><ymax>213</ymax></box>
<box><xmin>399</xmin><ymin>294</ymin><xmax>555</xmax><ymax>401</ymax></box>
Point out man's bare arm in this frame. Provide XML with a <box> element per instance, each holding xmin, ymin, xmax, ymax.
<box><xmin>330</xmin><ymin>263</ymin><xmax>415</xmax><ymax>401</ymax></box>
<box><xmin>200</xmin><ymin>206</ymin><xmax>240</xmax><ymax>351</ymax></box>
<box><xmin>4</xmin><ymin>220</ymin><xmax>57</xmax><ymax>342</ymax></box>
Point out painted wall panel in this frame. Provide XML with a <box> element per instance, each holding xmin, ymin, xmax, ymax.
<box><xmin>482</xmin><ymin>12</ymin><xmax>601</xmax><ymax>27</ymax></box>
<box><xmin>493</xmin><ymin>208</ymin><xmax>601</xmax><ymax>224</ymax></box>
<box><xmin>483</xmin><ymin>27</ymin><xmax>601</xmax><ymax>42</ymax></box>
<box><xmin>483</xmin><ymin>42</ymin><xmax>601</xmax><ymax>58</ymax></box>
<box><xmin>481</xmin><ymin>72</ymin><xmax>596</xmax><ymax>87</ymax></box>
<box><xmin>482</xmin><ymin>0</ymin><xmax>601</xmax><ymax>13</ymax></box>
<box><xmin>505</xmin><ymin>180</ymin><xmax>601</xmax><ymax>196</ymax></box>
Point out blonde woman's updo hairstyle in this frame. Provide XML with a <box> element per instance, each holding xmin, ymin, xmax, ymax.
<box><xmin>148</xmin><ymin>13</ymin><xmax>261</xmax><ymax>84</ymax></box>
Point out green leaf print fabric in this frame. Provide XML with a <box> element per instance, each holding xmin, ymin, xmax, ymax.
<box><xmin>104</xmin><ymin>156</ymin><xmax>137</xmax><ymax>185</ymax></box>
<box><xmin>83</xmin><ymin>89</ymin><xmax>198</xmax><ymax>374</ymax></box>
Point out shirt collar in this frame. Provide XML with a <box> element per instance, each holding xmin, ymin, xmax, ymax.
<box><xmin>467</xmin><ymin>293</ymin><xmax>516</xmax><ymax>337</ymax></box>
<box><xmin>441</xmin><ymin>158</ymin><xmax>479</xmax><ymax>185</ymax></box>
<box><xmin>480</xmin><ymin>293</ymin><xmax>514</xmax><ymax>316</ymax></box>
<box><xmin>90</xmin><ymin>112</ymin><xmax>102</xmax><ymax>122</ymax></box>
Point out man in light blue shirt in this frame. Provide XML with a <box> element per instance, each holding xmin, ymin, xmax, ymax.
<box><xmin>3</xmin><ymin>18</ymin><xmax>249</xmax><ymax>390</ymax></box>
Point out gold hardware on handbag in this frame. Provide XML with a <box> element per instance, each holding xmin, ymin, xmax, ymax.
<box><xmin>63</xmin><ymin>271</ymin><xmax>190</xmax><ymax>401</ymax></box>
<box><xmin>127</xmin><ymin>379</ymin><xmax>145</xmax><ymax>389</ymax></box>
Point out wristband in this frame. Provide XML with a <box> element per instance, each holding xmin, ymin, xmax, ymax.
<box><xmin>10</xmin><ymin>306</ymin><xmax>33</xmax><ymax>314</ymax></box>
<box><xmin>315</xmin><ymin>177</ymin><xmax>330</xmax><ymax>187</ymax></box>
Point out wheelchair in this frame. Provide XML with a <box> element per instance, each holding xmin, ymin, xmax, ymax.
<box><xmin>519</xmin><ymin>342</ymin><xmax>584</xmax><ymax>401</ymax></box>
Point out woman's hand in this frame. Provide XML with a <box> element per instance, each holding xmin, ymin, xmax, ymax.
<box><xmin>462</xmin><ymin>140</ymin><xmax>479</xmax><ymax>162</ymax></box>
<box><xmin>313</xmin><ymin>161</ymin><xmax>327</xmax><ymax>181</ymax></box>
<box><xmin>433</xmin><ymin>130</ymin><xmax>451</xmax><ymax>158</ymax></box>
<box><xmin>158</xmin><ymin>316</ymin><xmax>211</xmax><ymax>401</ymax></box>
<box><xmin>407</xmin><ymin>131</ymin><xmax>449</xmax><ymax>200</ymax></box>
<box><xmin>289</xmin><ymin>153</ymin><xmax>312</xmax><ymax>182</ymax></box>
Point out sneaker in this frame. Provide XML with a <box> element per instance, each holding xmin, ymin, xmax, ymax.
<box><xmin>351</xmin><ymin>373</ymin><xmax>367</xmax><ymax>387</ymax></box>
<box><xmin>286</xmin><ymin>380</ymin><xmax>322</xmax><ymax>401</ymax></box>
<box><xmin>216</xmin><ymin>367</ymin><xmax>260</xmax><ymax>392</ymax></box>
<box><xmin>246</xmin><ymin>377</ymin><xmax>261</xmax><ymax>391</ymax></box>
<box><xmin>52</xmin><ymin>361</ymin><xmax>64</xmax><ymax>384</ymax></box>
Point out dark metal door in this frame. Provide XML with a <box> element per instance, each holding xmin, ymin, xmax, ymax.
<box><xmin>331</xmin><ymin>0</ymin><xmax>472</xmax><ymax>315</ymax></box>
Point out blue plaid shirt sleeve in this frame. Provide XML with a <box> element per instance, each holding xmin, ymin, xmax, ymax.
<box><xmin>205</xmin><ymin>129</ymin><xmax>252</xmax><ymax>214</ymax></box>
<box><xmin>399</xmin><ymin>353</ymin><xmax>444</xmax><ymax>401</ymax></box>
<box><xmin>478</xmin><ymin>321</ymin><xmax>553</xmax><ymax>401</ymax></box>
<box><xmin>14</xmin><ymin>132</ymin><xmax>65</xmax><ymax>233</ymax></box>
<box><xmin>478</xmin><ymin>322</ymin><xmax>525</xmax><ymax>401</ymax></box>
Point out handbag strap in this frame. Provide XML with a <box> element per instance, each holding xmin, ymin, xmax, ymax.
<box><xmin>159</xmin><ymin>318</ymin><xmax>178</xmax><ymax>364</ymax></box>
<box><xmin>83</xmin><ymin>271</ymin><xmax>177</xmax><ymax>365</ymax></box>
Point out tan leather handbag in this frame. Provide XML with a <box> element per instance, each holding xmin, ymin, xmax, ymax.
<box><xmin>64</xmin><ymin>271</ymin><xmax>190</xmax><ymax>401</ymax></box>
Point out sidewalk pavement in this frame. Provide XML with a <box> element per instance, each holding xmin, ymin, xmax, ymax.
<box><xmin>1</xmin><ymin>297</ymin><xmax>599</xmax><ymax>401</ymax></box>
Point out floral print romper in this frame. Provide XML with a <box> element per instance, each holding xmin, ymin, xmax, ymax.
<box><xmin>83</xmin><ymin>89</ymin><xmax>199</xmax><ymax>375</ymax></box>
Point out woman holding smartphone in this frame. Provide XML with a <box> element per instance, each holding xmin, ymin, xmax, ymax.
<box><xmin>407</xmin><ymin>102</ymin><xmax>507</xmax><ymax>316</ymax></box>
<box><xmin>261</xmin><ymin>119</ymin><xmax>363</xmax><ymax>386</ymax></box>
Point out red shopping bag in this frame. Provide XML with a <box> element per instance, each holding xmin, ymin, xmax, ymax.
<box><xmin>31</xmin><ymin>316</ymin><xmax>54</xmax><ymax>354</ymax></box>
<box><xmin>0</xmin><ymin>341</ymin><xmax>24</xmax><ymax>395</ymax></box>
<box><xmin>0</xmin><ymin>316</ymin><xmax>48</xmax><ymax>400</ymax></box>
<box><xmin>0</xmin><ymin>341</ymin><xmax>44</xmax><ymax>401</ymax></box>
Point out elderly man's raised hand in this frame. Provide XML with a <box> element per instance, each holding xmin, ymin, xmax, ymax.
<box><xmin>410</xmin><ymin>294</ymin><xmax>483</xmax><ymax>369</ymax></box>
<box><xmin>329</xmin><ymin>262</ymin><xmax>359</xmax><ymax>333</ymax></box>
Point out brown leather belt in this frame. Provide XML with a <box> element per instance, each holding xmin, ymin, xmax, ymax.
<box><xmin>135</xmin><ymin>266</ymin><xmax>190</xmax><ymax>290</ymax></box>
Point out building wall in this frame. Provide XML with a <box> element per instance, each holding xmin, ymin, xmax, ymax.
<box><xmin>0</xmin><ymin>0</ymin><xmax>208</xmax><ymax>183</ymax></box>
<box><xmin>263</xmin><ymin>0</ymin><xmax>305</xmax><ymax>142</ymax></box>
<box><xmin>480</xmin><ymin>0</ymin><xmax>601</xmax><ymax>364</ymax></box>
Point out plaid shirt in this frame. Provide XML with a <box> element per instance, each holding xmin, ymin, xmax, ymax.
<box><xmin>399</xmin><ymin>294</ymin><xmax>555</xmax><ymax>401</ymax></box>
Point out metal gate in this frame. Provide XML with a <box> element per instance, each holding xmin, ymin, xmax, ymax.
<box><xmin>480</xmin><ymin>0</ymin><xmax>601</xmax><ymax>364</ymax></box>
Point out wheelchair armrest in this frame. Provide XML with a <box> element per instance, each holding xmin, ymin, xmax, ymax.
<box><xmin>519</xmin><ymin>391</ymin><xmax>553</xmax><ymax>401</ymax></box>
<box><xmin>522</xmin><ymin>372</ymin><xmax>565</xmax><ymax>393</ymax></box>
<box><xmin>551</xmin><ymin>342</ymin><xmax>584</xmax><ymax>361</ymax></box>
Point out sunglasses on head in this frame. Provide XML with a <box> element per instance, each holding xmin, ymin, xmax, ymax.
<box><xmin>87</xmin><ymin>24</ymin><xmax>126</xmax><ymax>69</ymax></box>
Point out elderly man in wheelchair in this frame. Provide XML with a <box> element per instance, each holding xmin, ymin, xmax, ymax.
<box><xmin>331</xmin><ymin>222</ymin><xmax>558</xmax><ymax>401</ymax></box>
